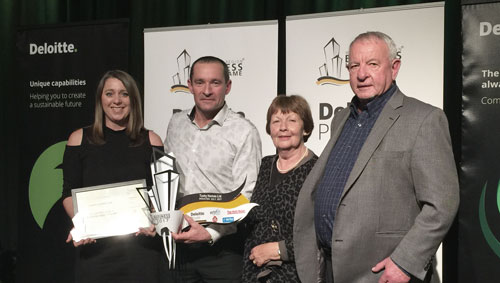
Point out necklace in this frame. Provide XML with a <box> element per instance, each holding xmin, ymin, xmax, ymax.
<box><xmin>276</xmin><ymin>148</ymin><xmax>308</xmax><ymax>173</ymax></box>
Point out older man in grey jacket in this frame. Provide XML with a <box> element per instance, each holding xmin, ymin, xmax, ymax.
<box><xmin>293</xmin><ymin>31</ymin><xmax>459</xmax><ymax>283</ymax></box>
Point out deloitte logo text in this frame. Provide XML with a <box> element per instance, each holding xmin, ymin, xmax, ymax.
<box><xmin>29</xmin><ymin>42</ymin><xmax>77</xmax><ymax>55</ymax></box>
<box><xmin>479</xmin><ymin>22</ymin><xmax>500</xmax><ymax>37</ymax></box>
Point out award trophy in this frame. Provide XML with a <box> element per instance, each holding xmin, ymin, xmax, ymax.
<box><xmin>139</xmin><ymin>149</ymin><xmax>258</xmax><ymax>269</ymax></box>
<box><xmin>138</xmin><ymin>148</ymin><xmax>183</xmax><ymax>269</ymax></box>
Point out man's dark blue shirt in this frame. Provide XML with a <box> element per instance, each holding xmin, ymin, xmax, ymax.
<box><xmin>314</xmin><ymin>84</ymin><xmax>397</xmax><ymax>252</ymax></box>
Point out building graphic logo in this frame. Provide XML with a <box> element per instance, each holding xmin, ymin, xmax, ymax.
<box><xmin>170</xmin><ymin>49</ymin><xmax>191</xmax><ymax>94</ymax></box>
<box><xmin>170</xmin><ymin>50</ymin><xmax>246</xmax><ymax>94</ymax></box>
<box><xmin>317</xmin><ymin>37</ymin><xmax>349</xmax><ymax>86</ymax></box>
<box><xmin>479</xmin><ymin>179</ymin><xmax>500</xmax><ymax>258</ymax></box>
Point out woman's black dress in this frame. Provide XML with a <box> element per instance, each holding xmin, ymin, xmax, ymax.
<box><xmin>62</xmin><ymin>126</ymin><xmax>164</xmax><ymax>283</ymax></box>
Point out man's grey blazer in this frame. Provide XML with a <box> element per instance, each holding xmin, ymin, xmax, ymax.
<box><xmin>293</xmin><ymin>88</ymin><xmax>459</xmax><ymax>283</ymax></box>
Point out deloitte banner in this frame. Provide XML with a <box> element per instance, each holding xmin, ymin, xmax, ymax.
<box><xmin>144</xmin><ymin>21</ymin><xmax>278</xmax><ymax>156</ymax></box>
<box><xmin>286</xmin><ymin>3</ymin><xmax>445</xmax><ymax>154</ymax></box>
<box><xmin>460</xmin><ymin>2</ymin><xmax>500</xmax><ymax>282</ymax></box>
<box><xmin>16</xmin><ymin>21</ymin><xmax>128</xmax><ymax>282</ymax></box>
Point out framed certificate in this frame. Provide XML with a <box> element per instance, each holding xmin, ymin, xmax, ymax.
<box><xmin>71</xmin><ymin>179</ymin><xmax>151</xmax><ymax>240</ymax></box>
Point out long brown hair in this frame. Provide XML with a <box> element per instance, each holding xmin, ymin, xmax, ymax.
<box><xmin>88</xmin><ymin>70</ymin><xmax>144</xmax><ymax>145</ymax></box>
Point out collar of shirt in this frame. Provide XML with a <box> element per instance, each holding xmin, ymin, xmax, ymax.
<box><xmin>187</xmin><ymin>103</ymin><xmax>229</xmax><ymax>130</ymax></box>
<box><xmin>349</xmin><ymin>83</ymin><xmax>397</xmax><ymax>119</ymax></box>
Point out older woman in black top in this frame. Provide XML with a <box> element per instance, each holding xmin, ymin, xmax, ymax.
<box><xmin>62</xmin><ymin>70</ymin><xmax>165</xmax><ymax>282</ymax></box>
<box><xmin>243</xmin><ymin>95</ymin><xmax>317</xmax><ymax>282</ymax></box>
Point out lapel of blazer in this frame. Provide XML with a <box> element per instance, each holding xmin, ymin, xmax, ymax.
<box><xmin>340</xmin><ymin>88</ymin><xmax>404</xmax><ymax>200</ymax></box>
<box><xmin>304</xmin><ymin>105</ymin><xmax>351</xmax><ymax>197</ymax></box>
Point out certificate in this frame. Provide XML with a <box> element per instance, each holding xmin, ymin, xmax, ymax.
<box><xmin>71</xmin><ymin>179</ymin><xmax>151</xmax><ymax>240</ymax></box>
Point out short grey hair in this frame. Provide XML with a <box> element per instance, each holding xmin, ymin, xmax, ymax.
<box><xmin>348</xmin><ymin>31</ymin><xmax>398</xmax><ymax>61</ymax></box>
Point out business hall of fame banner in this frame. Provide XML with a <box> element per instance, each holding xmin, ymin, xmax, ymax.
<box><xmin>143</xmin><ymin>21</ymin><xmax>279</xmax><ymax>156</ymax></box>
<box><xmin>460</xmin><ymin>1</ymin><xmax>500</xmax><ymax>282</ymax></box>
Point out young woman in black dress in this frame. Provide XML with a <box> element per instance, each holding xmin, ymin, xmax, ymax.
<box><xmin>62</xmin><ymin>70</ymin><xmax>165</xmax><ymax>282</ymax></box>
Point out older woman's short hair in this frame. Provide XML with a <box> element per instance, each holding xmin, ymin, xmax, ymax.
<box><xmin>266</xmin><ymin>95</ymin><xmax>314</xmax><ymax>142</ymax></box>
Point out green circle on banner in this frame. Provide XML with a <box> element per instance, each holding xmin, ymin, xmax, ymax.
<box><xmin>479</xmin><ymin>179</ymin><xmax>500</xmax><ymax>258</ymax></box>
<box><xmin>29</xmin><ymin>141</ymin><xmax>67</xmax><ymax>229</ymax></box>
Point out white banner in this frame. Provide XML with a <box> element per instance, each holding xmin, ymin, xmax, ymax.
<box><xmin>286</xmin><ymin>3</ymin><xmax>444</xmax><ymax>155</ymax></box>
<box><xmin>144</xmin><ymin>21</ymin><xmax>279</xmax><ymax>156</ymax></box>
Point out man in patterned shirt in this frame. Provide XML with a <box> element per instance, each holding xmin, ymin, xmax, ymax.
<box><xmin>165</xmin><ymin>55</ymin><xmax>262</xmax><ymax>282</ymax></box>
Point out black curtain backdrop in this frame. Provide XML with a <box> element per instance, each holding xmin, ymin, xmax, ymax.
<box><xmin>459</xmin><ymin>2</ymin><xmax>500</xmax><ymax>282</ymax></box>
<box><xmin>0</xmin><ymin>0</ymin><xmax>461</xmax><ymax>282</ymax></box>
